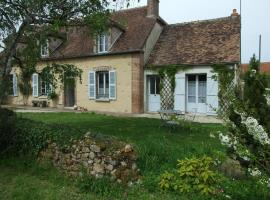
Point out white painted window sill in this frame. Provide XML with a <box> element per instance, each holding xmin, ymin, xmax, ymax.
<box><xmin>95</xmin><ymin>98</ymin><xmax>110</xmax><ymax>102</ymax></box>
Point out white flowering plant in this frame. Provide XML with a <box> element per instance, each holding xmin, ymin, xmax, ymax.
<box><xmin>213</xmin><ymin>55</ymin><xmax>270</xmax><ymax>177</ymax></box>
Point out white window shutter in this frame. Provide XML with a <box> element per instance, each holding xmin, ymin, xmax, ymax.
<box><xmin>88</xmin><ymin>71</ymin><xmax>96</xmax><ymax>99</ymax></box>
<box><xmin>12</xmin><ymin>74</ymin><xmax>18</xmax><ymax>97</ymax></box>
<box><xmin>109</xmin><ymin>70</ymin><xmax>116</xmax><ymax>100</ymax></box>
<box><xmin>32</xmin><ymin>73</ymin><xmax>39</xmax><ymax>97</ymax></box>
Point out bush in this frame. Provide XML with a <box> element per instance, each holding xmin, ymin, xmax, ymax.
<box><xmin>0</xmin><ymin>108</ymin><xmax>17</xmax><ymax>153</ymax></box>
<box><xmin>159</xmin><ymin>156</ymin><xmax>220</xmax><ymax>195</ymax></box>
<box><xmin>0</xmin><ymin>109</ymin><xmax>85</xmax><ymax>156</ymax></box>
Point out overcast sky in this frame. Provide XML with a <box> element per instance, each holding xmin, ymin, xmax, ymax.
<box><xmin>133</xmin><ymin>0</ymin><xmax>270</xmax><ymax>63</ymax></box>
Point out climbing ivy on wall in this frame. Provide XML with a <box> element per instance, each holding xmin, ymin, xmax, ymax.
<box><xmin>211</xmin><ymin>64</ymin><xmax>235</xmax><ymax>114</ymax></box>
<box><xmin>41</xmin><ymin>63</ymin><xmax>83</xmax><ymax>90</ymax></box>
<box><xmin>148</xmin><ymin>64</ymin><xmax>188</xmax><ymax>110</ymax></box>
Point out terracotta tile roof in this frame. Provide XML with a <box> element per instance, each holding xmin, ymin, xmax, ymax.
<box><xmin>242</xmin><ymin>62</ymin><xmax>270</xmax><ymax>73</ymax></box>
<box><xmin>47</xmin><ymin>6</ymin><xmax>158</xmax><ymax>60</ymax></box>
<box><xmin>148</xmin><ymin>16</ymin><xmax>240</xmax><ymax>66</ymax></box>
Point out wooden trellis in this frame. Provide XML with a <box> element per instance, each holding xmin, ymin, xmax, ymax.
<box><xmin>160</xmin><ymin>75</ymin><xmax>174</xmax><ymax>110</ymax></box>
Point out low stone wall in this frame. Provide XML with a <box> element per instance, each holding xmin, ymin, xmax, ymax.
<box><xmin>39</xmin><ymin>132</ymin><xmax>140</xmax><ymax>184</ymax></box>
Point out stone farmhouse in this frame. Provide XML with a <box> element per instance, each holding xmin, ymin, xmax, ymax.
<box><xmin>6</xmin><ymin>0</ymin><xmax>240</xmax><ymax>115</ymax></box>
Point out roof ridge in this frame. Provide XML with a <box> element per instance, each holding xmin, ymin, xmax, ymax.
<box><xmin>168</xmin><ymin>16</ymin><xmax>239</xmax><ymax>27</ymax></box>
<box><xmin>111</xmin><ymin>5</ymin><xmax>147</xmax><ymax>14</ymax></box>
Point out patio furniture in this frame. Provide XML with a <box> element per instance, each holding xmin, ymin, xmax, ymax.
<box><xmin>158</xmin><ymin>110</ymin><xmax>185</xmax><ymax>131</ymax></box>
<box><xmin>32</xmin><ymin>100</ymin><xmax>48</xmax><ymax>107</ymax></box>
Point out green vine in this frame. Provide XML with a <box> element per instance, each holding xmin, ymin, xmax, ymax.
<box><xmin>211</xmin><ymin>64</ymin><xmax>235</xmax><ymax>103</ymax></box>
<box><xmin>40</xmin><ymin>63</ymin><xmax>83</xmax><ymax>91</ymax></box>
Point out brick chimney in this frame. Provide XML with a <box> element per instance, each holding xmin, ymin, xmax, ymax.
<box><xmin>147</xmin><ymin>0</ymin><xmax>159</xmax><ymax>18</ymax></box>
<box><xmin>231</xmin><ymin>9</ymin><xmax>239</xmax><ymax>17</ymax></box>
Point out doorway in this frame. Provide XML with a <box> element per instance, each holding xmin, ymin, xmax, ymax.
<box><xmin>147</xmin><ymin>75</ymin><xmax>161</xmax><ymax>112</ymax></box>
<box><xmin>186</xmin><ymin>74</ymin><xmax>207</xmax><ymax>114</ymax></box>
<box><xmin>64</xmin><ymin>79</ymin><xmax>75</xmax><ymax>107</ymax></box>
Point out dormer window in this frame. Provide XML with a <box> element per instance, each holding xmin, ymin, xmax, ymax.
<box><xmin>97</xmin><ymin>34</ymin><xmax>109</xmax><ymax>53</ymax></box>
<box><xmin>40</xmin><ymin>40</ymin><xmax>49</xmax><ymax>58</ymax></box>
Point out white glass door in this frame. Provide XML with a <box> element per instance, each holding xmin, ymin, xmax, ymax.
<box><xmin>148</xmin><ymin>75</ymin><xmax>161</xmax><ymax>112</ymax></box>
<box><xmin>186</xmin><ymin>74</ymin><xmax>207</xmax><ymax>114</ymax></box>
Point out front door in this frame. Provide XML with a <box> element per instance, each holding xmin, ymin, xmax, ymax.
<box><xmin>64</xmin><ymin>79</ymin><xmax>75</xmax><ymax>107</ymax></box>
<box><xmin>186</xmin><ymin>74</ymin><xmax>207</xmax><ymax>114</ymax></box>
<box><xmin>148</xmin><ymin>75</ymin><xmax>161</xmax><ymax>112</ymax></box>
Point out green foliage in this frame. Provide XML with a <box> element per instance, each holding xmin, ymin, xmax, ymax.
<box><xmin>214</xmin><ymin>55</ymin><xmax>270</xmax><ymax>175</ymax></box>
<box><xmin>47</xmin><ymin>91</ymin><xmax>58</xmax><ymax>100</ymax></box>
<box><xmin>0</xmin><ymin>109</ymin><xmax>17</xmax><ymax>153</ymax></box>
<box><xmin>159</xmin><ymin>156</ymin><xmax>220</xmax><ymax>195</ymax></box>
<box><xmin>158</xmin><ymin>65</ymin><xmax>183</xmax><ymax>91</ymax></box>
<box><xmin>242</xmin><ymin>56</ymin><xmax>270</xmax><ymax>131</ymax></box>
<box><xmin>0</xmin><ymin>110</ymin><xmax>86</xmax><ymax>157</ymax></box>
<box><xmin>40</xmin><ymin>63</ymin><xmax>83</xmax><ymax>90</ymax></box>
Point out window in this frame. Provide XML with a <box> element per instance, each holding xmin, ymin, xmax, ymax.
<box><xmin>8</xmin><ymin>75</ymin><xmax>14</xmax><ymax>95</ymax></box>
<box><xmin>198</xmin><ymin>75</ymin><xmax>207</xmax><ymax>103</ymax></box>
<box><xmin>8</xmin><ymin>74</ymin><xmax>18</xmax><ymax>96</ymax></box>
<box><xmin>97</xmin><ymin>34</ymin><xmax>109</xmax><ymax>53</ymax></box>
<box><xmin>32</xmin><ymin>73</ymin><xmax>51</xmax><ymax>97</ymax></box>
<box><xmin>40</xmin><ymin>40</ymin><xmax>49</xmax><ymax>57</ymax></box>
<box><xmin>187</xmin><ymin>74</ymin><xmax>207</xmax><ymax>104</ymax></box>
<box><xmin>149</xmin><ymin>76</ymin><xmax>160</xmax><ymax>95</ymax></box>
<box><xmin>96</xmin><ymin>71</ymin><xmax>109</xmax><ymax>99</ymax></box>
<box><xmin>187</xmin><ymin>75</ymin><xmax>196</xmax><ymax>103</ymax></box>
<box><xmin>40</xmin><ymin>78</ymin><xmax>51</xmax><ymax>96</ymax></box>
<box><xmin>88</xmin><ymin>70</ymin><xmax>116</xmax><ymax>100</ymax></box>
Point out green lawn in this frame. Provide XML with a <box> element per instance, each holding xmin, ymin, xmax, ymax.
<box><xmin>1</xmin><ymin>112</ymin><xmax>268</xmax><ymax>199</ymax></box>
<box><xmin>18</xmin><ymin>112</ymin><xmax>225</xmax><ymax>173</ymax></box>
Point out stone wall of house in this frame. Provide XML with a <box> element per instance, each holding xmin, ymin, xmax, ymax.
<box><xmin>39</xmin><ymin>132</ymin><xmax>140</xmax><ymax>184</ymax></box>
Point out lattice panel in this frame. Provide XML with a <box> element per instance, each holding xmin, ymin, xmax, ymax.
<box><xmin>160</xmin><ymin>75</ymin><xmax>174</xmax><ymax>110</ymax></box>
<box><xmin>218</xmin><ymin>81</ymin><xmax>235</xmax><ymax>117</ymax></box>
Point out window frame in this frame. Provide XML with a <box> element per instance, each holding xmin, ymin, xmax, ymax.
<box><xmin>8</xmin><ymin>74</ymin><xmax>14</xmax><ymax>96</ymax></box>
<box><xmin>40</xmin><ymin>39</ymin><xmax>49</xmax><ymax>58</ymax></box>
<box><xmin>96</xmin><ymin>71</ymin><xmax>109</xmax><ymax>99</ymax></box>
<box><xmin>97</xmin><ymin>34</ymin><xmax>109</xmax><ymax>53</ymax></box>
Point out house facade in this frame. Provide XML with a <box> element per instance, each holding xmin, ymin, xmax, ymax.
<box><xmin>6</xmin><ymin>0</ymin><xmax>240</xmax><ymax>115</ymax></box>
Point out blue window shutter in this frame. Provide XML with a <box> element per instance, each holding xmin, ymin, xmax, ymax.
<box><xmin>32</xmin><ymin>73</ymin><xmax>39</xmax><ymax>97</ymax></box>
<box><xmin>12</xmin><ymin>74</ymin><xmax>18</xmax><ymax>97</ymax></box>
<box><xmin>88</xmin><ymin>71</ymin><xmax>96</xmax><ymax>99</ymax></box>
<box><xmin>109</xmin><ymin>70</ymin><xmax>116</xmax><ymax>100</ymax></box>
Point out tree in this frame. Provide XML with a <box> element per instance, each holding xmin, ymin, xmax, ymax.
<box><xmin>0</xmin><ymin>0</ymin><xmax>138</xmax><ymax>103</ymax></box>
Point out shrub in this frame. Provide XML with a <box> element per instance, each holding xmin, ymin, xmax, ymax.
<box><xmin>215</xmin><ymin>55</ymin><xmax>270</xmax><ymax>175</ymax></box>
<box><xmin>0</xmin><ymin>108</ymin><xmax>17</xmax><ymax>153</ymax></box>
<box><xmin>159</xmin><ymin>156</ymin><xmax>220</xmax><ymax>195</ymax></box>
<box><xmin>0</xmin><ymin>110</ymin><xmax>85</xmax><ymax>156</ymax></box>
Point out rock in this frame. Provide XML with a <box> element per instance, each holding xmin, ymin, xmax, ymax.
<box><xmin>89</xmin><ymin>152</ymin><xmax>95</xmax><ymax>159</ymax></box>
<box><xmin>124</xmin><ymin>144</ymin><xmax>133</xmax><ymax>153</ymax></box>
<box><xmin>81</xmin><ymin>153</ymin><xmax>89</xmax><ymax>160</ymax></box>
<box><xmin>132</xmin><ymin>163</ymin><xmax>137</xmax><ymax>170</ymax></box>
<box><xmin>94</xmin><ymin>158</ymin><xmax>101</xmax><ymax>164</ymax></box>
<box><xmin>82</xmin><ymin>161</ymin><xmax>88</xmax><ymax>167</ymax></box>
<box><xmin>39</xmin><ymin>137</ymin><xmax>140</xmax><ymax>184</ymax></box>
<box><xmin>91</xmin><ymin>145</ymin><xmax>101</xmax><ymax>153</ymax></box>
<box><xmin>220</xmin><ymin>158</ymin><xmax>246</xmax><ymax>179</ymax></box>
<box><xmin>93</xmin><ymin>163</ymin><xmax>105</xmax><ymax>174</ymax></box>
<box><xmin>84</xmin><ymin>132</ymin><xmax>91</xmax><ymax>138</ymax></box>
<box><xmin>111</xmin><ymin>169</ymin><xmax>117</xmax><ymax>176</ymax></box>
<box><xmin>88</xmin><ymin>160</ymin><xmax>94</xmax><ymax>165</ymax></box>
<box><xmin>106</xmin><ymin>164</ymin><xmax>114</xmax><ymax>171</ymax></box>
<box><xmin>82</xmin><ymin>147</ymin><xmax>90</xmax><ymax>153</ymax></box>
<box><xmin>110</xmin><ymin>160</ymin><xmax>117</xmax><ymax>166</ymax></box>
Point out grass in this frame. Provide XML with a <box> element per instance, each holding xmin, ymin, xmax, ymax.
<box><xmin>19</xmin><ymin>112</ymin><xmax>225</xmax><ymax>173</ymax></box>
<box><xmin>2</xmin><ymin>112</ymin><xmax>268</xmax><ymax>199</ymax></box>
